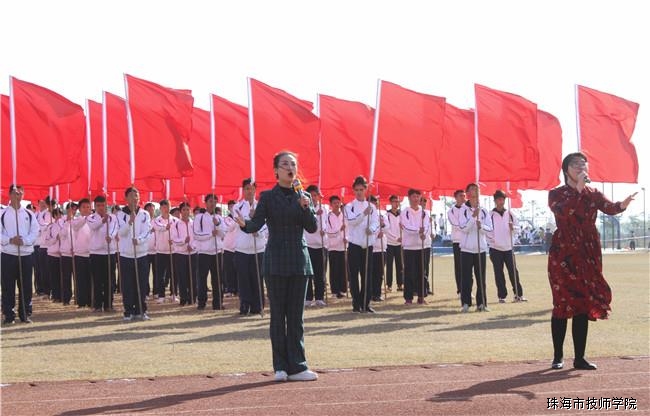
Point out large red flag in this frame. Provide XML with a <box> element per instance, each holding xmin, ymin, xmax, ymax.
<box><xmin>184</xmin><ymin>107</ymin><xmax>211</xmax><ymax>196</ymax></box>
<box><xmin>1</xmin><ymin>95</ymin><xmax>11</xmax><ymax>203</ymax></box>
<box><xmin>438</xmin><ymin>103</ymin><xmax>476</xmax><ymax>191</ymax></box>
<box><xmin>10</xmin><ymin>77</ymin><xmax>86</xmax><ymax>187</ymax></box>
<box><xmin>249</xmin><ymin>78</ymin><xmax>320</xmax><ymax>189</ymax></box>
<box><xmin>475</xmin><ymin>84</ymin><xmax>539</xmax><ymax>182</ymax></box>
<box><xmin>318</xmin><ymin>94</ymin><xmax>374</xmax><ymax>195</ymax></box>
<box><xmin>104</xmin><ymin>91</ymin><xmax>162</xmax><ymax>194</ymax></box>
<box><xmin>87</xmin><ymin>99</ymin><xmax>104</xmax><ymax>196</ymax></box>
<box><xmin>372</xmin><ymin>80</ymin><xmax>446</xmax><ymax>192</ymax></box>
<box><xmin>577</xmin><ymin>85</ymin><xmax>639</xmax><ymax>183</ymax></box>
<box><xmin>522</xmin><ymin>110</ymin><xmax>562</xmax><ymax>190</ymax></box>
<box><xmin>212</xmin><ymin>94</ymin><xmax>250</xmax><ymax>200</ymax></box>
<box><xmin>125</xmin><ymin>74</ymin><xmax>194</xmax><ymax>181</ymax></box>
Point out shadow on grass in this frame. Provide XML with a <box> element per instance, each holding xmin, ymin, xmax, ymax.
<box><xmin>434</xmin><ymin>309</ymin><xmax>549</xmax><ymax>332</ymax></box>
<box><xmin>5</xmin><ymin>331</ymin><xmax>190</xmax><ymax>348</ymax></box>
<box><xmin>56</xmin><ymin>380</ymin><xmax>276</xmax><ymax>416</ymax></box>
<box><xmin>428</xmin><ymin>367</ymin><xmax>580</xmax><ymax>402</ymax></box>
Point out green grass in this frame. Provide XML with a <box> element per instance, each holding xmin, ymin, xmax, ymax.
<box><xmin>1</xmin><ymin>252</ymin><xmax>648</xmax><ymax>383</ymax></box>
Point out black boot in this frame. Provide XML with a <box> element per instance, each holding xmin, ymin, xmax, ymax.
<box><xmin>572</xmin><ymin>314</ymin><xmax>597</xmax><ymax>370</ymax></box>
<box><xmin>551</xmin><ymin>317</ymin><xmax>567</xmax><ymax>369</ymax></box>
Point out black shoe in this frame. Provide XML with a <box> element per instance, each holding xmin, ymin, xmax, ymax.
<box><xmin>336</xmin><ymin>293</ymin><xmax>344</xmax><ymax>299</ymax></box>
<box><xmin>63</xmin><ymin>302</ymin><xmax>70</xmax><ymax>306</ymax></box>
<box><xmin>573</xmin><ymin>358</ymin><xmax>597</xmax><ymax>370</ymax></box>
<box><xmin>3</xmin><ymin>318</ymin><xmax>15</xmax><ymax>325</ymax></box>
<box><xmin>551</xmin><ymin>359</ymin><xmax>564</xmax><ymax>369</ymax></box>
<box><xmin>20</xmin><ymin>318</ymin><xmax>33</xmax><ymax>324</ymax></box>
<box><xmin>352</xmin><ymin>306</ymin><xmax>362</xmax><ymax>313</ymax></box>
<box><xmin>365</xmin><ymin>306</ymin><xmax>376</xmax><ymax>314</ymax></box>
<box><xmin>197</xmin><ymin>305</ymin><xmax>206</xmax><ymax>310</ymax></box>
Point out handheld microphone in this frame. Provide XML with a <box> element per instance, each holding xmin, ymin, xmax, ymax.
<box><xmin>584</xmin><ymin>176</ymin><xmax>592</xmax><ymax>184</ymax></box>
<box><xmin>292</xmin><ymin>178</ymin><xmax>304</xmax><ymax>193</ymax></box>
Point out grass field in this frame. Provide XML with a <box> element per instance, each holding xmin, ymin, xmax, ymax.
<box><xmin>1</xmin><ymin>251</ymin><xmax>648</xmax><ymax>384</ymax></box>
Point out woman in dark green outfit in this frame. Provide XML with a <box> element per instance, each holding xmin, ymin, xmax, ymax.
<box><xmin>237</xmin><ymin>150</ymin><xmax>319</xmax><ymax>382</ymax></box>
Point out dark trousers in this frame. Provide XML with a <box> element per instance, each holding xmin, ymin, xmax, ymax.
<box><xmin>328</xmin><ymin>251</ymin><xmax>346</xmax><ymax>295</ymax></box>
<box><xmin>223</xmin><ymin>250</ymin><xmax>237</xmax><ymax>294</ymax></box>
<box><xmin>155</xmin><ymin>253</ymin><xmax>174</xmax><ymax>297</ymax></box>
<box><xmin>386</xmin><ymin>244</ymin><xmax>403</xmax><ymax>288</ymax></box>
<box><xmin>452</xmin><ymin>243</ymin><xmax>462</xmax><ymax>294</ymax></box>
<box><xmin>551</xmin><ymin>314</ymin><xmax>589</xmax><ymax>361</ymax></box>
<box><xmin>489</xmin><ymin>248</ymin><xmax>523</xmax><ymax>299</ymax></box>
<box><xmin>32</xmin><ymin>246</ymin><xmax>42</xmax><ymax>294</ymax></box>
<box><xmin>37</xmin><ymin>247</ymin><xmax>50</xmax><ymax>296</ymax></box>
<box><xmin>266</xmin><ymin>274</ymin><xmax>309</xmax><ymax>375</ymax></box>
<box><xmin>347</xmin><ymin>243</ymin><xmax>373</xmax><ymax>310</ymax></box>
<box><xmin>90</xmin><ymin>254</ymin><xmax>116</xmax><ymax>310</ymax></box>
<box><xmin>235</xmin><ymin>251</ymin><xmax>264</xmax><ymax>314</ymax></box>
<box><xmin>75</xmin><ymin>256</ymin><xmax>92</xmax><ymax>307</ymax></box>
<box><xmin>145</xmin><ymin>254</ymin><xmax>156</xmax><ymax>296</ymax></box>
<box><xmin>403</xmin><ymin>249</ymin><xmax>425</xmax><ymax>301</ymax></box>
<box><xmin>173</xmin><ymin>253</ymin><xmax>198</xmax><ymax>305</ymax></box>
<box><xmin>306</xmin><ymin>247</ymin><xmax>326</xmax><ymax>301</ymax></box>
<box><xmin>48</xmin><ymin>255</ymin><xmax>63</xmax><ymax>301</ymax></box>
<box><xmin>423</xmin><ymin>248</ymin><xmax>431</xmax><ymax>294</ymax></box>
<box><xmin>372</xmin><ymin>251</ymin><xmax>385</xmax><ymax>298</ymax></box>
<box><xmin>1</xmin><ymin>253</ymin><xmax>33</xmax><ymax>321</ymax></box>
<box><xmin>197</xmin><ymin>253</ymin><xmax>223</xmax><ymax>309</ymax></box>
<box><xmin>60</xmin><ymin>256</ymin><xmax>74</xmax><ymax>304</ymax></box>
<box><xmin>120</xmin><ymin>256</ymin><xmax>149</xmax><ymax>316</ymax></box>
<box><xmin>461</xmin><ymin>251</ymin><xmax>487</xmax><ymax>307</ymax></box>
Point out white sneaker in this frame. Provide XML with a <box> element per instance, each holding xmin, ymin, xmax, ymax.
<box><xmin>123</xmin><ymin>315</ymin><xmax>133</xmax><ymax>321</ymax></box>
<box><xmin>274</xmin><ymin>370</ymin><xmax>288</xmax><ymax>382</ymax></box>
<box><xmin>141</xmin><ymin>313</ymin><xmax>151</xmax><ymax>321</ymax></box>
<box><xmin>461</xmin><ymin>304</ymin><xmax>469</xmax><ymax>313</ymax></box>
<box><xmin>156</xmin><ymin>297</ymin><xmax>165</xmax><ymax>304</ymax></box>
<box><xmin>304</xmin><ymin>301</ymin><xmax>312</xmax><ymax>307</ymax></box>
<box><xmin>287</xmin><ymin>369</ymin><xmax>318</xmax><ymax>381</ymax></box>
<box><xmin>477</xmin><ymin>305</ymin><xmax>490</xmax><ymax>312</ymax></box>
<box><xmin>498</xmin><ymin>298</ymin><xmax>506</xmax><ymax>304</ymax></box>
<box><xmin>314</xmin><ymin>300</ymin><xmax>326</xmax><ymax>307</ymax></box>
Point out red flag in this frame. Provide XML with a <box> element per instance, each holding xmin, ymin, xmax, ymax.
<box><xmin>249</xmin><ymin>78</ymin><xmax>320</xmax><ymax>188</ymax></box>
<box><xmin>125</xmin><ymin>74</ymin><xmax>194</xmax><ymax>180</ymax></box>
<box><xmin>373</xmin><ymin>80</ymin><xmax>446</xmax><ymax>192</ymax></box>
<box><xmin>475</xmin><ymin>84</ymin><xmax>539</xmax><ymax>182</ymax></box>
<box><xmin>319</xmin><ymin>94</ymin><xmax>374</xmax><ymax>195</ymax></box>
<box><xmin>212</xmin><ymin>94</ymin><xmax>251</xmax><ymax>199</ymax></box>
<box><xmin>577</xmin><ymin>85</ymin><xmax>639</xmax><ymax>183</ymax></box>
<box><xmin>87</xmin><ymin>99</ymin><xmax>104</xmax><ymax>196</ymax></box>
<box><xmin>10</xmin><ymin>77</ymin><xmax>86</xmax><ymax>187</ymax></box>
<box><xmin>438</xmin><ymin>103</ymin><xmax>476</xmax><ymax>191</ymax></box>
<box><xmin>104</xmin><ymin>91</ymin><xmax>162</xmax><ymax>194</ymax></box>
<box><xmin>521</xmin><ymin>110</ymin><xmax>562</xmax><ymax>190</ymax></box>
<box><xmin>1</xmin><ymin>95</ymin><xmax>11</xmax><ymax>203</ymax></box>
<box><xmin>184</xmin><ymin>108</ymin><xmax>212</xmax><ymax>196</ymax></box>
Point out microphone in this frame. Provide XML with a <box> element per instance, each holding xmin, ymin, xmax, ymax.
<box><xmin>584</xmin><ymin>176</ymin><xmax>592</xmax><ymax>184</ymax></box>
<box><xmin>292</xmin><ymin>178</ymin><xmax>304</xmax><ymax>193</ymax></box>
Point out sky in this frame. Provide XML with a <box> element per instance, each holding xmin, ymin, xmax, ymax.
<box><xmin>0</xmin><ymin>0</ymin><xmax>648</xmax><ymax>219</ymax></box>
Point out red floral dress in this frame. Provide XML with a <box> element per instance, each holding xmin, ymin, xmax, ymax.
<box><xmin>547</xmin><ymin>185</ymin><xmax>624</xmax><ymax>320</ymax></box>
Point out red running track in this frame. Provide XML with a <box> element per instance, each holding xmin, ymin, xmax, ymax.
<box><xmin>2</xmin><ymin>356</ymin><xmax>648</xmax><ymax>415</ymax></box>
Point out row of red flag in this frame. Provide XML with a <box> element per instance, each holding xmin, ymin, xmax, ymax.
<box><xmin>0</xmin><ymin>75</ymin><xmax>640</xmax><ymax>205</ymax></box>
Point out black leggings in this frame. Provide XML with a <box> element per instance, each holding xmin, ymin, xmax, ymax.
<box><xmin>551</xmin><ymin>314</ymin><xmax>589</xmax><ymax>361</ymax></box>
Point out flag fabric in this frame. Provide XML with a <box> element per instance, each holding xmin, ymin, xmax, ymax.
<box><xmin>522</xmin><ymin>109</ymin><xmax>562</xmax><ymax>190</ymax></box>
<box><xmin>125</xmin><ymin>74</ymin><xmax>195</xmax><ymax>180</ymax></box>
<box><xmin>475</xmin><ymin>84</ymin><xmax>540</xmax><ymax>182</ymax></box>
<box><xmin>318</xmin><ymin>94</ymin><xmax>375</xmax><ymax>195</ymax></box>
<box><xmin>577</xmin><ymin>85</ymin><xmax>640</xmax><ymax>183</ymax></box>
<box><xmin>438</xmin><ymin>103</ymin><xmax>476</xmax><ymax>191</ymax></box>
<box><xmin>372</xmin><ymin>80</ymin><xmax>446</xmax><ymax>192</ymax></box>
<box><xmin>1</xmin><ymin>95</ymin><xmax>11</xmax><ymax>202</ymax></box>
<box><xmin>87</xmin><ymin>99</ymin><xmax>105</xmax><ymax>196</ymax></box>
<box><xmin>248</xmin><ymin>78</ymin><xmax>320</xmax><ymax>188</ymax></box>
<box><xmin>184</xmin><ymin>107</ymin><xmax>212</xmax><ymax>196</ymax></box>
<box><xmin>10</xmin><ymin>77</ymin><xmax>86</xmax><ymax>187</ymax></box>
<box><xmin>212</xmin><ymin>94</ymin><xmax>251</xmax><ymax>199</ymax></box>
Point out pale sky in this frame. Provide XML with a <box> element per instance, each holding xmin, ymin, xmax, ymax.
<box><xmin>1</xmin><ymin>0</ymin><xmax>647</xmax><ymax>218</ymax></box>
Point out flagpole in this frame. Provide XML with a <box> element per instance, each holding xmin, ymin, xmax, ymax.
<box><xmin>9</xmin><ymin>76</ymin><xmax>17</xmax><ymax>185</ymax></box>
<box><xmin>85</xmin><ymin>99</ymin><xmax>93</xmax><ymax>197</ymax></box>
<box><xmin>247</xmin><ymin>78</ymin><xmax>256</xmax><ymax>184</ymax></box>
<box><xmin>369</xmin><ymin>79</ymin><xmax>382</xmax><ymax>185</ymax></box>
<box><xmin>316</xmin><ymin>94</ymin><xmax>322</xmax><ymax>190</ymax></box>
<box><xmin>209</xmin><ymin>94</ymin><xmax>223</xmax><ymax>309</ymax></box>
<box><xmin>575</xmin><ymin>84</ymin><xmax>582</xmax><ymax>151</ymax></box>
<box><xmin>473</xmin><ymin>84</ymin><xmax>480</xmax><ymax>183</ymax></box>
<box><xmin>102</xmin><ymin>91</ymin><xmax>109</xmax><ymax>196</ymax></box>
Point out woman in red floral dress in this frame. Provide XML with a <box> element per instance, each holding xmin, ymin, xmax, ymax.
<box><xmin>548</xmin><ymin>152</ymin><xmax>636</xmax><ymax>370</ymax></box>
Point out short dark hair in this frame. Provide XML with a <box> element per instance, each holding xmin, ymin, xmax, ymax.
<box><xmin>227</xmin><ymin>200</ymin><xmax>236</xmax><ymax>206</ymax></box>
<box><xmin>561</xmin><ymin>152</ymin><xmax>588</xmax><ymax>184</ymax></box>
<box><xmin>170</xmin><ymin>207</ymin><xmax>180</xmax><ymax>215</ymax></box>
<box><xmin>369</xmin><ymin>195</ymin><xmax>378</xmax><ymax>204</ymax></box>
<box><xmin>9</xmin><ymin>184</ymin><xmax>24</xmax><ymax>194</ymax></box>
<box><xmin>453</xmin><ymin>189</ymin><xmax>465</xmax><ymax>197</ymax></box>
<box><xmin>242</xmin><ymin>178</ymin><xmax>255</xmax><ymax>188</ymax></box>
<box><xmin>159</xmin><ymin>199</ymin><xmax>170</xmax><ymax>207</ymax></box>
<box><xmin>179</xmin><ymin>202</ymin><xmax>190</xmax><ymax>210</ymax></box>
<box><xmin>407</xmin><ymin>189</ymin><xmax>421</xmax><ymax>197</ymax></box>
<box><xmin>465</xmin><ymin>183</ymin><xmax>479</xmax><ymax>193</ymax></box>
<box><xmin>78</xmin><ymin>198</ymin><xmax>91</xmax><ymax>206</ymax></box>
<box><xmin>329</xmin><ymin>195</ymin><xmax>341</xmax><ymax>203</ymax></box>
<box><xmin>65</xmin><ymin>202</ymin><xmax>78</xmax><ymax>210</ymax></box>
<box><xmin>273</xmin><ymin>150</ymin><xmax>297</xmax><ymax>169</ymax></box>
<box><xmin>215</xmin><ymin>207</ymin><xmax>222</xmax><ymax>214</ymax></box>
<box><xmin>389</xmin><ymin>194</ymin><xmax>398</xmax><ymax>202</ymax></box>
<box><xmin>93</xmin><ymin>195</ymin><xmax>107</xmax><ymax>204</ymax></box>
<box><xmin>124</xmin><ymin>186</ymin><xmax>138</xmax><ymax>197</ymax></box>
<box><xmin>51</xmin><ymin>207</ymin><xmax>63</xmax><ymax>217</ymax></box>
<box><xmin>204</xmin><ymin>194</ymin><xmax>217</xmax><ymax>203</ymax></box>
<box><xmin>352</xmin><ymin>175</ymin><xmax>368</xmax><ymax>189</ymax></box>
<box><xmin>144</xmin><ymin>202</ymin><xmax>154</xmax><ymax>210</ymax></box>
<box><xmin>493</xmin><ymin>190</ymin><xmax>507</xmax><ymax>200</ymax></box>
<box><xmin>305</xmin><ymin>185</ymin><xmax>320</xmax><ymax>194</ymax></box>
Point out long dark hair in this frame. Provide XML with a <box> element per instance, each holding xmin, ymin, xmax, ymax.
<box><xmin>561</xmin><ymin>152</ymin><xmax>588</xmax><ymax>184</ymax></box>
